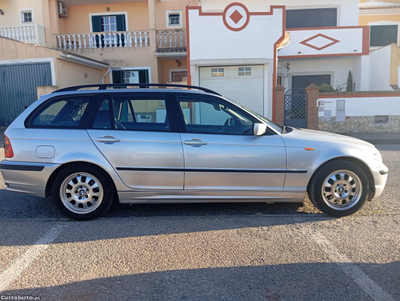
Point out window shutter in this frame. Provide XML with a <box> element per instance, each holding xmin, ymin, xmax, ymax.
<box><xmin>116</xmin><ymin>15</ymin><xmax>126</xmax><ymax>31</ymax></box>
<box><xmin>112</xmin><ymin>70</ymin><xmax>123</xmax><ymax>84</ymax></box>
<box><xmin>91</xmin><ymin>16</ymin><xmax>102</xmax><ymax>32</ymax></box>
<box><xmin>371</xmin><ymin>25</ymin><xmax>398</xmax><ymax>47</ymax></box>
<box><xmin>319</xmin><ymin>9</ymin><xmax>337</xmax><ymax>27</ymax></box>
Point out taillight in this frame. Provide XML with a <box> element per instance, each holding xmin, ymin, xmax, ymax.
<box><xmin>4</xmin><ymin>135</ymin><xmax>14</xmax><ymax>158</ymax></box>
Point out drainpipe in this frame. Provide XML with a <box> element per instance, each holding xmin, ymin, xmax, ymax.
<box><xmin>102</xmin><ymin>67</ymin><xmax>111</xmax><ymax>84</ymax></box>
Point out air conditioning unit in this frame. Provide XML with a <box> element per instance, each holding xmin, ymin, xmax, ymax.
<box><xmin>58</xmin><ymin>2</ymin><xmax>68</xmax><ymax>18</ymax></box>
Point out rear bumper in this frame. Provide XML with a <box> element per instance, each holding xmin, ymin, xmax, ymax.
<box><xmin>0</xmin><ymin>160</ymin><xmax>60</xmax><ymax>198</ymax></box>
<box><xmin>370</xmin><ymin>164</ymin><xmax>389</xmax><ymax>199</ymax></box>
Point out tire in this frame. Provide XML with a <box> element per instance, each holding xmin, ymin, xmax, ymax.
<box><xmin>308</xmin><ymin>160</ymin><xmax>369</xmax><ymax>217</ymax></box>
<box><xmin>52</xmin><ymin>164</ymin><xmax>114</xmax><ymax>220</ymax></box>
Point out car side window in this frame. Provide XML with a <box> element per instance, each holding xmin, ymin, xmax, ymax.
<box><xmin>179</xmin><ymin>98</ymin><xmax>254</xmax><ymax>135</ymax></box>
<box><xmin>109</xmin><ymin>96</ymin><xmax>170</xmax><ymax>131</ymax></box>
<box><xmin>31</xmin><ymin>97</ymin><xmax>91</xmax><ymax>127</ymax></box>
<box><xmin>93</xmin><ymin>98</ymin><xmax>112</xmax><ymax>129</ymax></box>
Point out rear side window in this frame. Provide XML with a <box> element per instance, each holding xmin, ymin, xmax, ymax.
<box><xmin>112</xmin><ymin>96</ymin><xmax>170</xmax><ymax>131</ymax></box>
<box><xmin>31</xmin><ymin>97</ymin><xmax>91</xmax><ymax>127</ymax></box>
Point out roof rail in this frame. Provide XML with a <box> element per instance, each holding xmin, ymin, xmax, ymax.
<box><xmin>53</xmin><ymin>83</ymin><xmax>222</xmax><ymax>96</ymax></box>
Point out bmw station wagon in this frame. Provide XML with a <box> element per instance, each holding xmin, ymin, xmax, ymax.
<box><xmin>0</xmin><ymin>84</ymin><xmax>389</xmax><ymax>220</ymax></box>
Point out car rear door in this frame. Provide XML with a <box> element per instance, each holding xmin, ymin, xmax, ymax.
<box><xmin>87</xmin><ymin>93</ymin><xmax>184</xmax><ymax>190</ymax></box>
<box><xmin>176</xmin><ymin>95</ymin><xmax>287</xmax><ymax>192</ymax></box>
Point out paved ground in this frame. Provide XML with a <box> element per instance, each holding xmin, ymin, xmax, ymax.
<box><xmin>0</xmin><ymin>144</ymin><xmax>399</xmax><ymax>300</ymax></box>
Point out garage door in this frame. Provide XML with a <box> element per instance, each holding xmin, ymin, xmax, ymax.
<box><xmin>0</xmin><ymin>62</ymin><xmax>52</xmax><ymax>125</ymax></box>
<box><xmin>199</xmin><ymin>65</ymin><xmax>264</xmax><ymax>114</ymax></box>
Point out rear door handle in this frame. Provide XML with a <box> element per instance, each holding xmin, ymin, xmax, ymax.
<box><xmin>184</xmin><ymin>139</ymin><xmax>208</xmax><ymax>147</ymax></box>
<box><xmin>96</xmin><ymin>136</ymin><xmax>121</xmax><ymax>144</ymax></box>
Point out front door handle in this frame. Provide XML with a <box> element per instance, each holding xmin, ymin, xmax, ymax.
<box><xmin>184</xmin><ymin>139</ymin><xmax>208</xmax><ymax>147</ymax></box>
<box><xmin>96</xmin><ymin>136</ymin><xmax>121</xmax><ymax>144</ymax></box>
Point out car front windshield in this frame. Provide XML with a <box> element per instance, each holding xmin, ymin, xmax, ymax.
<box><xmin>223</xmin><ymin>96</ymin><xmax>284</xmax><ymax>133</ymax></box>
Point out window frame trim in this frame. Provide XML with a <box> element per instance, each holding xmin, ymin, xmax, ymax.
<box><xmin>210</xmin><ymin>67</ymin><xmax>225</xmax><ymax>78</ymax></box>
<box><xmin>369</xmin><ymin>24</ymin><xmax>399</xmax><ymax>47</ymax></box>
<box><xmin>89</xmin><ymin>11</ymin><xmax>129</xmax><ymax>32</ymax></box>
<box><xmin>166</xmin><ymin>10</ymin><xmax>183</xmax><ymax>29</ymax></box>
<box><xmin>19</xmin><ymin>8</ymin><xmax>34</xmax><ymax>24</ymax></box>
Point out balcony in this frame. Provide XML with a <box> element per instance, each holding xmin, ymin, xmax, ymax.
<box><xmin>56</xmin><ymin>31</ymin><xmax>150</xmax><ymax>51</ymax></box>
<box><xmin>278</xmin><ymin>27</ymin><xmax>369</xmax><ymax>59</ymax></box>
<box><xmin>0</xmin><ymin>24</ymin><xmax>46</xmax><ymax>46</ymax></box>
<box><xmin>156</xmin><ymin>30</ymin><xmax>187</xmax><ymax>55</ymax></box>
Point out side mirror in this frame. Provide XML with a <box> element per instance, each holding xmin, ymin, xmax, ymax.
<box><xmin>253</xmin><ymin>123</ymin><xmax>268</xmax><ymax>136</ymax></box>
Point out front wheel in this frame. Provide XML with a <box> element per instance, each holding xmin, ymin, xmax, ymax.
<box><xmin>52</xmin><ymin>164</ymin><xmax>114</xmax><ymax>220</ymax></box>
<box><xmin>308</xmin><ymin>160</ymin><xmax>369</xmax><ymax>217</ymax></box>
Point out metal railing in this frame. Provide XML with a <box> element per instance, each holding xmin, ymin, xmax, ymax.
<box><xmin>56</xmin><ymin>31</ymin><xmax>150</xmax><ymax>50</ymax></box>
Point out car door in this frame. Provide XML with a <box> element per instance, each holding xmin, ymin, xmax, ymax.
<box><xmin>177</xmin><ymin>95</ymin><xmax>286</xmax><ymax>191</ymax></box>
<box><xmin>87</xmin><ymin>93</ymin><xmax>184</xmax><ymax>190</ymax></box>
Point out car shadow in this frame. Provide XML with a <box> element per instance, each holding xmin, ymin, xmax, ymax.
<box><xmin>2</xmin><ymin>262</ymin><xmax>399</xmax><ymax>300</ymax></box>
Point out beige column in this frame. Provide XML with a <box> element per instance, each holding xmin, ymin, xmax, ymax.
<box><xmin>148</xmin><ymin>0</ymin><xmax>159</xmax><ymax>83</ymax></box>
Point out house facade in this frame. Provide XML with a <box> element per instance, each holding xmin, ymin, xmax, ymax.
<box><xmin>0</xmin><ymin>0</ymin><xmax>399</xmax><ymax>131</ymax></box>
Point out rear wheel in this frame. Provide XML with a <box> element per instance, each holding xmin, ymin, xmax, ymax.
<box><xmin>52</xmin><ymin>164</ymin><xmax>114</xmax><ymax>220</ymax></box>
<box><xmin>308</xmin><ymin>160</ymin><xmax>369</xmax><ymax>217</ymax></box>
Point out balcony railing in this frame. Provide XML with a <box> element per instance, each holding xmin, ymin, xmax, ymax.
<box><xmin>56</xmin><ymin>31</ymin><xmax>150</xmax><ymax>50</ymax></box>
<box><xmin>0</xmin><ymin>24</ymin><xmax>46</xmax><ymax>45</ymax></box>
<box><xmin>157</xmin><ymin>30</ymin><xmax>186</xmax><ymax>49</ymax></box>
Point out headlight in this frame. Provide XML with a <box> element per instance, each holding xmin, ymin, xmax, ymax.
<box><xmin>374</xmin><ymin>152</ymin><xmax>383</xmax><ymax>163</ymax></box>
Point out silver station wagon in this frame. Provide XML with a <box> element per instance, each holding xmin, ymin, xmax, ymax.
<box><xmin>0</xmin><ymin>84</ymin><xmax>389</xmax><ymax>220</ymax></box>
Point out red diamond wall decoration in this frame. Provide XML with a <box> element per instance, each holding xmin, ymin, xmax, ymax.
<box><xmin>300</xmin><ymin>34</ymin><xmax>340</xmax><ymax>51</ymax></box>
<box><xmin>230</xmin><ymin>10</ymin><xmax>243</xmax><ymax>24</ymax></box>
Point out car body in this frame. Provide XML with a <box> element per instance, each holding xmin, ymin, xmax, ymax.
<box><xmin>0</xmin><ymin>84</ymin><xmax>389</xmax><ymax>220</ymax></box>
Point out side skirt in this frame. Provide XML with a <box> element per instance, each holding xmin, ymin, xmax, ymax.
<box><xmin>118</xmin><ymin>190</ymin><xmax>306</xmax><ymax>204</ymax></box>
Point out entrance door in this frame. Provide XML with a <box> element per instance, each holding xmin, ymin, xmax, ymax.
<box><xmin>87</xmin><ymin>93</ymin><xmax>184</xmax><ymax>190</ymax></box>
<box><xmin>177</xmin><ymin>95</ymin><xmax>286</xmax><ymax>192</ymax></box>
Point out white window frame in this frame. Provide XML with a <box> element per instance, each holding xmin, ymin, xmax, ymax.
<box><xmin>211</xmin><ymin>68</ymin><xmax>225</xmax><ymax>78</ymax></box>
<box><xmin>110</xmin><ymin>66</ymin><xmax>152</xmax><ymax>84</ymax></box>
<box><xmin>368</xmin><ymin>21</ymin><xmax>400</xmax><ymax>48</ymax></box>
<box><xmin>238</xmin><ymin>67</ymin><xmax>252</xmax><ymax>77</ymax></box>
<box><xmin>89</xmin><ymin>12</ymin><xmax>129</xmax><ymax>32</ymax></box>
<box><xmin>166</xmin><ymin>10</ymin><xmax>182</xmax><ymax>29</ymax></box>
<box><xmin>19</xmin><ymin>8</ymin><xmax>34</xmax><ymax>24</ymax></box>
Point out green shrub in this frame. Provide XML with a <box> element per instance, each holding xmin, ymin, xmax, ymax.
<box><xmin>318</xmin><ymin>84</ymin><xmax>336</xmax><ymax>92</ymax></box>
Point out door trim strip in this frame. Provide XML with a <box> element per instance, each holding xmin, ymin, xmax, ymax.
<box><xmin>116</xmin><ymin>167</ymin><xmax>307</xmax><ymax>174</ymax></box>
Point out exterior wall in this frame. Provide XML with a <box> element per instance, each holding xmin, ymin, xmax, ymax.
<box><xmin>368</xmin><ymin>45</ymin><xmax>392</xmax><ymax>91</ymax></box>
<box><xmin>278</xmin><ymin>57</ymin><xmax>356</xmax><ymax>91</ymax></box>
<box><xmin>0</xmin><ymin>0</ymin><xmax>45</xmax><ymax>27</ymax></box>
<box><xmin>200</xmin><ymin>0</ymin><xmax>360</xmax><ymax>26</ymax></box>
<box><xmin>360</xmin><ymin>14</ymin><xmax>400</xmax><ymax>26</ymax></box>
<box><xmin>72</xmin><ymin>47</ymin><xmax>158</xmax><ymax>83</ymax></box>
<box><xmin>0</xmin><ymin>38</ymin><xmax>105</xmax><ymax>88</ymax></box>
<box><xmin>161</xmin><ymin>59</ymin><xmax>187</xmax><ymax>83</ymax></box>
<box><xmin>156</xmin><ymin>0</ymin><xmax>196</xmax><ymax>30</ymax></box>
<box><xmin>61</xmin><ymin>3</ymin><xmax>149</xmax><ymax>34</ymax></box>
<box><xmin>318</xmin><ymin>95</ymin><xmax>400</xmax><ymax>133</ymax></box>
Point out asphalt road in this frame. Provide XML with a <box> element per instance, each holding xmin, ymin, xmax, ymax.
<box><xmin>0</xmin><ymin>144</ymin><xmax>399</xmax><ymax>301</ymax></box>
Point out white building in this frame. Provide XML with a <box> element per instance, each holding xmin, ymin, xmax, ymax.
<box><xmin>187</xmin><ymin>0</ymin><xmax>394</xmax><ymax>124</ymax></box>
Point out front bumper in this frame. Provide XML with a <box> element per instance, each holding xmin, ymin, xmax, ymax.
<box><xmin>0</xmin><ymin>160</ymin><xmax>60</xmax><ymax>198</ymax></box>
<box><xmin>370</xmin><ymin>164</ymin><xmax>389</xmax><ymax>199</ymax></box>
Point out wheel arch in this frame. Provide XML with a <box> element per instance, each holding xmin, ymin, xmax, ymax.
<box><xmin>45</xmin><ymin>161</ymin><xmax>119</xmax><ymax>202</ymax></box>
<box><xmin>307</xmin><ymin>157</ymin><xmax>375</xmax><ymax>195</ymax></box>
